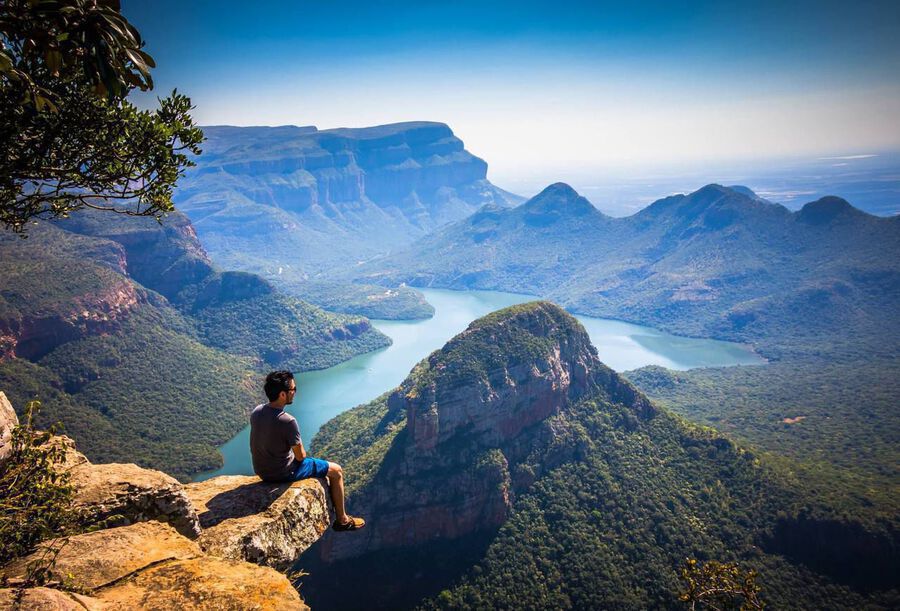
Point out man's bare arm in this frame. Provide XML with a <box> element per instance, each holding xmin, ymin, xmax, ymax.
<box><xmin>292</xmin><ymin>442</ymin><xmax>307</xmax><ymax>461</ymax></box>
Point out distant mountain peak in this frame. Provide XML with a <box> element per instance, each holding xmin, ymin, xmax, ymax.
<box><xmin>728</xmin><ymin>185</ymin><xmax>757</xmax><ymax>197</ymax></box>
<box><xmin>691</xmin><ymin>183</ymin><xmax>739</xmax><ymax>200</ymax></box>
<box><xmin>536</xmin><ymin>182</ymin><xmax>581</xmax><ymax>198</ymax></box>
<box><xmin>798</xmin><ymin>196</ymin><xmax>863</xmax><ymax>224</ymax></box>
<box><xmin>521</xmin><ymin>183</ymin><xmax>599</xmax><ymax>220</ymax></box>
<box><xmin>639</xmin><ymin>184</ymin><xmax>737</xmax><ymax>218</ymax></box>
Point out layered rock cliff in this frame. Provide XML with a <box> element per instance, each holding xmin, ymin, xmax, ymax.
<box><xmin>172</xmin><ymin>122</ymin><xmax>522</xmax><ymax>315</ymax></box>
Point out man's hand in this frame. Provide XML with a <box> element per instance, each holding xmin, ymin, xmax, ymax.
<box><xmin>292</xmin><ymin>442</ymin><xmax>307</xmax><ymax>461</ymax></box>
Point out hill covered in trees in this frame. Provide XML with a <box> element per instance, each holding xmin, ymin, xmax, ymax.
<box><xmin>0</xmin><ymin>211</ymin><xmax>389</xmax><ymax>479</ymax></box>
<box><xmin>356</xmin><ymin>183</ymin><xmax>900</xmax><ymax>357</ymax></box>
<box><xmin>303</xmin><ymin>303</ymin><xmax>897</xmax><ymax>609</ymax></box>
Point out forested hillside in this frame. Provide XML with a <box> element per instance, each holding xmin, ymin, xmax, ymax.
<box><xmin>357</xmin><ymin>183</ymin><xmax>900</xmax><ymax>354</ymax></box>
<box><xmin>303</xmin><ymin>303</ymin><xmax>897</xmax><ymax>609</ymax></box>
<box><xmin>0</xmin><ymin>212</ymin><xmax>389</xmax><ymax>479</ymax></box>
<box><xmin>352</xmin><ymin>182</ymin><xmax>900</xmax><ymax>509</ymax></box>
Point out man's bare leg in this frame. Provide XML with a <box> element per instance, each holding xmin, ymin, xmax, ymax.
<box><xmin>326</xmin><ymin>462</ymin><xmax>348</xmax><ymax>523</ymax></box>
<box><xmin>326</xmin><ymin>462</ymin><xmax>365</xmax><ymax>530</ymax></box>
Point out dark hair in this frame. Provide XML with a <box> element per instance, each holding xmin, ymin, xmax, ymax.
<box><xmin>264</xmin><ymin>370</ymin><xmax>295</xmax><ymax>401</ymax></box>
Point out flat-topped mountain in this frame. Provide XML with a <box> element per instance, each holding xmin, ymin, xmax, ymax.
<box><xmin>304</xmin><ymin>302</ymin><xmax>896</xmax><ymax>609</ymax></box>
<box><xmin>357</xmin><ymin>183</ymin><xmax>900</xmax><ymax>357</ymax></box>
<box><xmin>0</xmin><ymin>210</ymin><xmax>388</xmax><ymax>479</ymax></box>
<box><xmin>173</xmin><ymin>122</ymin><xmax>521</xmax><ymax>317</ymax></box>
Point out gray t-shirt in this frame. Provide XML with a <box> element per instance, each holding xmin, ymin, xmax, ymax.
<box><xmin>249</xmin><ymin>403</ymin><xmax>302</xmax><ymax>481</ymax></box>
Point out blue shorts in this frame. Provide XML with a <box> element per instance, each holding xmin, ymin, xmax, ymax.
<box><xmin>291</xmin><ymin>457</ymin><xmax>330</xmax><ymax>480</ymax></box>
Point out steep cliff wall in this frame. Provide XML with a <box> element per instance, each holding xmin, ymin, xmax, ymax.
<box><xmin>173</xmin><ymin>122</ymin><xmax>522</xmax><ymax>279</ymax></box>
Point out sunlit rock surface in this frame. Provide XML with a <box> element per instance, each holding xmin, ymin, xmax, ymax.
<box><xmin>186</xmin><ymin>475</ymin><xmax>330</xmax><ymax>570</ymax></box>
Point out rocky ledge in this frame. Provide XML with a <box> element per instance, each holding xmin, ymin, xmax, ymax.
<box><xmin>186</xmin><ymin>475</ymin><xmax>330</xmax><ymax>570</ymax></box>
<box><xmin>0</xmin><ymin>393</ymin><xmax>331</xmax><ymax>610</ymax></box>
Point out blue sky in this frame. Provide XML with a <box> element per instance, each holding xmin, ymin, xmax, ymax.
<box><xmin>122</xmin><ymin>1</ymin><xmax>900</xmax><ymax>190</ymax></box>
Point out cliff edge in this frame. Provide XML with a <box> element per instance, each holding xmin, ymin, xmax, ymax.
<box><xmin>0</xmin><ymin>392</ymin><xmax>329</xmax><ymax>610</ymax></box>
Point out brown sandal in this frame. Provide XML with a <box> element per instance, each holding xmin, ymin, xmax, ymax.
<box><xmin>333</xmin><ymin>515</ymin><xmax>366</xmax><ymax>531</ymax></box>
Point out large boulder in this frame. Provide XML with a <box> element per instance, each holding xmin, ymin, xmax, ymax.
<box><xmin>97</xmin><ymin>557</ymin><xmax>307</xmax><ymax>610</ymax></box>
<box><xmin>56</xmin><ymin>440</ymin><xmax>201</xmax><ymax>538</ymax></box>
<box><xmin>185</xmin><ymin>475</ymin><xmax>330</xmax><ymax>570</ymax></box>
<box><xmin>1</xmin><ymin>521</ymin><xmax>201</xmax><ymax>591</ymax></box>
<box><xmin>0</xmin><ymin>391</ymin><xmax>16</xmax><ymax>466</ymax></box>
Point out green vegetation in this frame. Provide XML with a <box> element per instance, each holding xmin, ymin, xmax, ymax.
<box><xmin>409</xmin><ymin>302</ymin><xmax>566</xmax><ymax>391</ymax></box>
<box><xmin>316</xmin><ymin>389</ymin><xmax>896</xmax><ymax>609</ymax></box>
<box><xmin>0</xmin><ymin>0</ymin><xmax>203</xmax><ymax>232</ymax></box>
<box><xmin>0</xmin><ymin>401</ymin><xmax>76</xmax><ymax>566</ymax></box>
<box><xmin>0</xmin><ymin>213</ymin><xmax>390</xmax><ymax>479</ymax></box>
<box><xmin>678</xmin><ymin>558</ymin><xmax>763</xmax><ymax>611</ymax></box>
<box><xmin>190</xmin><ymin>280</ymin><xmax>390</xmax><ymax>371</ymax></box>
<box><xmin>307</xmin><ymin>304</ymin><xmax>898</xmax><ymax>610</ymax></box>
<box><xmin>0</xmin><ymin>307</ymin><xmax>259</xmax><ymax>480</ymax></box>
<box><xmin>626</xmin><ymin>358</ymin><xmax>900</xmax><ymax>517</ymax></box>
<box><xmin>287</xmin><ymin>280</ymin><xmax>434</xmax><ymax>321</ymax></box>
<box><xmin>627</xmin><ymin>360</ymin><xmax>900</xmax><ymax>486</ymax></box>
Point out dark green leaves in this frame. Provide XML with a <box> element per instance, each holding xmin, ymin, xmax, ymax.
<box><xmin>0</xmin><ymin>0</ymin><xmax>200</xmax><ymax>232</ymax></box>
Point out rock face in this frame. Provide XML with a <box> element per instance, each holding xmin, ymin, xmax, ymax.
<box><xmin>98</xmin><ymin>557</ymin><xmax>307</xmax><ymax>611</ymax></box>
<box><xmin>173</xmin><ymin>122</ymin><xmax>522</xmax><ymax>276</ymax></box>
<box><xmin>0</xmin><ymin>404</ymin><xmax>331</xmax><ymax>610</ymax></box>
<box><xmin>2</xmin><ymin>521</ymin><xmax>202</xmax><ymax>591</ymax></box>
<box><xmin>320</xmin><ymin>302</ymin><xmax>655</xmax><ymax>562</ymax></box>
<box><xmin>396</xmin><ymin>300</ymin><xmax>604</xmax><ymax>454</ymax></box>
<box><xmin>59</xmin><ymin>208</ymin><xmax>215</xmax><ymax>304</ymax></box>
<box><xmin>2</xmin><ymin>521</ymin><xmax>308</xmax><ymax>610</ymax></box>
<box><xmin>54</xmin><ymin>438</ymin><xmax>201</xmax><ymax>538</ymax></box>
<box><xmin>186</xmin><ymin>475</ymin><xmax>331</xmax><ymax>570</ymax></box>
<box><xmin>0</xmin><ymin>587</ymin><xmax>104</xmax><ymax>610</ymax></box>
<box><xmin>0</xmin><ymin>278</ymin><xmax>144</xmax><ymax>362</ymax></box>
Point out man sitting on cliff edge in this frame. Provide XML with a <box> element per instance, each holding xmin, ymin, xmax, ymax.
<box><xmin>250</xmin><ymin>370</ymin><xmax>366</xmax><ymax>531</ymax></box>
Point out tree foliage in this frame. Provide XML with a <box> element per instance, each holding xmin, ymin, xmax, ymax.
<box><xmin>0</xmin><ymin>400</ymin><xmax>76</xmax><ymax>566</ymax></box>
<box><xmin>0</xmin><ymin>0</ymin><xmax>203</xmax><ymax>232</ymax></box>
<box><xmin>679</xmin><ymin>558</ymin><xmax>764</xmax><ymax>611</ymax></box>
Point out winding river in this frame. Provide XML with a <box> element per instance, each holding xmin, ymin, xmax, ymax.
<box><xmin>195</xmin><ymin>288</ymin><xmax>763</xmax><ymax>480</ymax></box>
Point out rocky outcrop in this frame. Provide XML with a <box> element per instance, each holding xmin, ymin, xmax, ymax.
<box><xmin>98</xmin><ymin>557</ymin><xmax>307</xmax><ymax>610</ymax></box>
<box><xmin>185</xmin><ymin>475</ymin><xmax>330</xmax><ymax>570</ymax></box>
<box><xmin>396</xmin><ymin>303</ymin><xmax>603</xmax><ymax>455</ymax></box>
<box><xmin>53</xmin><ymin>437</ymin><xmax>201</xmax><ymax>538</ymax></box>
<box><xmin>0</xmin><ymin>405</ymin><xmax>331</xmax><ymax>610</ymax></box>
<box><xmin>321</xmin><ymin>302</ymin><xmax>655</xmax><ymax>562</ymax></box>
<box><xmin>2</xmin><ymin>521</ymin><xmax>202</xmax><ymax>591</ymax></box>
<box><xmin>0</xmin><ymin>587</ymin><xmax>104</xmax><ymax>610</ymax></box>
<box><xmin>1</xmin><ymin>523</ymin><xmax>307</xmax><ymax>610</ymax></box>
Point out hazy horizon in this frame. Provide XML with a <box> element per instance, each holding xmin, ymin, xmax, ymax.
<box><xmin>123</xmin><ymin>0</ymin><xmax>900</xmax><ymax>198</ymax></box>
